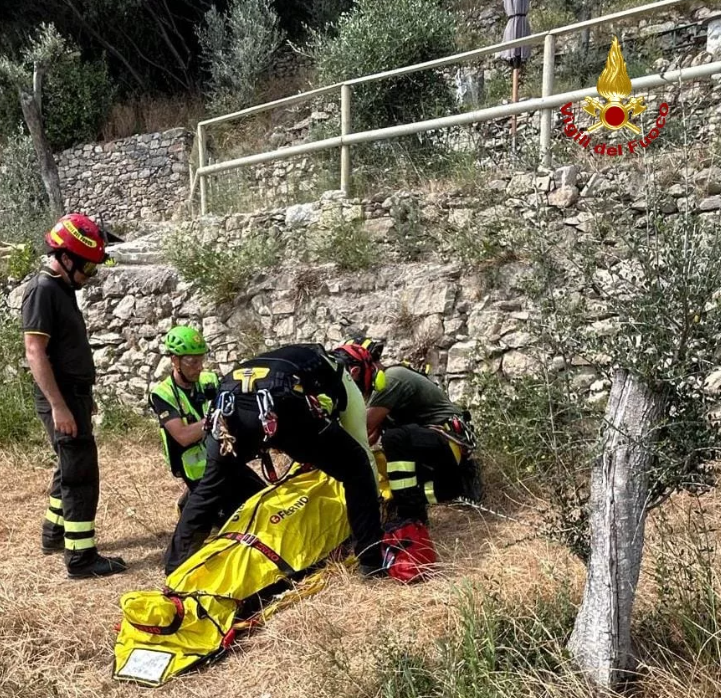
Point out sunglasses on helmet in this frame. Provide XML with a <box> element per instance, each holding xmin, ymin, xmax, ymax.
<box><xmin>80</xmin><ymin>260</ymin><xmax>98</xmax><ymax>277</ymax></box>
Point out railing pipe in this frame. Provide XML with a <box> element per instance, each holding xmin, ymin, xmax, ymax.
<box><xmin>195</xmin><ymin>61</ymin><xmax>721</xmax><ymax>178</ymax></box>
<box><xmin>340</xmin><ymin>84</ymin><xmax>352</xmax><ymax>194</ymax></box>
<box><xmin>540</xmin><ymin>33</ymin><xmax>557</xmax><ymax>168</ymax></box>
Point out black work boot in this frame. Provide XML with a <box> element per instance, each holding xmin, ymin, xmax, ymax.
<box><xmin>67</xmin><ymin>553</ymin><xmax>128</xmax><ymax>579</ymax></box>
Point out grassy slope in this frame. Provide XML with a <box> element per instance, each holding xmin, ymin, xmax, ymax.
<box><xmin>1</xmin><ymin>435</ymin><xmax>719</xmax><ymax>697</ymax></box>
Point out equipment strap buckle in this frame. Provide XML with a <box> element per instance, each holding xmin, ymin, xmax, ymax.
<box><xmin>218</xmin><ymin>391</ymin><xmax>235</xmax><ymax>417</ymax></box>
<box><xmin>256</xmin><ymin>389</ymin><xmax>278</xmax><ymax>438</ymax></box>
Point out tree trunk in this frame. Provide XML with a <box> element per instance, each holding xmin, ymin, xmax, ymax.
<box><xmin>19</xmin><ymin>87</ymin><xmax>64</xmax><ymax>219</ymax></box>
<box><xmin>567</xmin><ymin>368</ymin><xmax>666</xmax><ymax>690</ymax></box>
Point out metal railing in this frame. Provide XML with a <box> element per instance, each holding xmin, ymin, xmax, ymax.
<box><xmin>190</xmin><ymin>0</ymin><xmax>705</xmax><ymax>214</ymax></box>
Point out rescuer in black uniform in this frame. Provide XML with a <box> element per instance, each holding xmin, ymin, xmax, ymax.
<box><xmin>164</xmin><ymin>343</ymin><xmax>385</xmax><ymax>578</ymax></box>
<box><xmin>22</xmin><ymin>213</ymin><xmax>127</xmax><ymax>579</ymax></box>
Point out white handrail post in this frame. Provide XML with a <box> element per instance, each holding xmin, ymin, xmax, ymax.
<box><xmin>340</xmin><ymin>84</ymin><xmax>352</xmax><ymax>195</ymax></box>
<box><xmin>198</xmin><ymin>123</ymin><xmax>208</xmax><ymax>215</ymax></box>
<box><xmin>539</xmin><ymin>33</ymin><xmax>556</xmax><ymax>168</ymax></box>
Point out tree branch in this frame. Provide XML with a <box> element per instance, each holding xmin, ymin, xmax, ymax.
<box><xmin>61</xmin><ymin>0</ymin><xmax>147</xmax><ymax>90</ymax></box>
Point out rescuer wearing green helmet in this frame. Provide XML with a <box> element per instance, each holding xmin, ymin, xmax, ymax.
<box><xmin>149</xmin><ymin>326</ymin><xmax>221</xmax><ymax>513</ymax></box>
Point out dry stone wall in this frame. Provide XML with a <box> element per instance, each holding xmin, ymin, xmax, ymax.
<box><xmin>10</xmin><ymin>141</ymin><xmax>721</xmax><ymax>412</ymax></box>
<box><xmin>57</xmin><ymin>127</ymin><xmax>193</xmax><ymax>225</ymax></box>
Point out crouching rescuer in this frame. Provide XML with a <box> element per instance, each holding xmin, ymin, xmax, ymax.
<box><xmin>164</xmin><ymin>343</ymin><xmax>385</xmax><ymax>578</ymax></box>
<box><xmin>332</xmin><ymin>337</ymin><xmax>482</xmax><ymax>525</ymax></box>
<box><xmin>149</xmin><ymin>326</ymin><xmax>219</xmax><ymax>513</ymax></box>
<box><xmin>23</xmin><ymin>213</ymin><xmax>127</xmax><ymax>579</ymax></box>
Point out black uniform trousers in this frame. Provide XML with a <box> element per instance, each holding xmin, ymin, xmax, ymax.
<box><xmin>36</xmin><ymin>385</ymin><xmax>100</xmax><ymax>570</ymax></box>
<box><xmin>382</xmin><ymin>424</ymin><xmax>464</xmax><ymax>522</ymax></box>
<box><xmin>165</xmin><ymin>392</ymin><xmax>384</xmax><ymax>575</ymax></box>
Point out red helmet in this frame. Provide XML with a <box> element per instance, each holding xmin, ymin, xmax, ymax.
<box><xmin>45</xmin><ymin>213</ymin><xmax>108</xmax><ymax>265</ymax></box>
<box><xmin>331</xmin><ymin>343</ymin><xmax>379</xmax><ymax>394</ymax></box>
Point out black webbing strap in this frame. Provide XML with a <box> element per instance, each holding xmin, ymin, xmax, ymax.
<box><xmin>220</xmin><ymin>532</ymin><xmax>296</xmax><ymax>577</ymax></box>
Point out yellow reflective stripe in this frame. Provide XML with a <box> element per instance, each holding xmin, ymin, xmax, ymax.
<box><xmin>387</xmin><ymin>460</ymin><xmax>416</xmax><ymax>474</ymax></box>
<box><xmin>49</xmin><ymin>496</ymin><xmax>63</xmax><ymax>509</ymax></box>
<box><xmin>449</xmin><ymin>441</ymin><xmax>463</xmax><ymax>465</ymax></box>
<box><xmin>64</xmin><ymin>520</ymin><xmax>95</xmax><ymax>533</ymax></box>
<box><xmin>424</xmin><ymin>482</ymin><xmax>438</xmax><ymax>504</ymax></box>
<box><xmin>45</xmin><ymin>511</ymin><xmax>64</xmax><ymax>526</ymax></box>
<box><xmin>389</xmin><ymin>476</ymin><xmax>418</xmax><ymax>490</ymax></box>
<box><xmin>25</xmin><ymin>330</ymin><xmax>51</xmax><ymax>337</ymax></box>
<box><xmin>65</xmin><ymin>537</ymin><xmax>96</xmax><ymax>551</ymax></box>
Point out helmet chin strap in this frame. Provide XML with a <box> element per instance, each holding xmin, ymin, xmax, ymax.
<box><xmin>56</xmin><ymin>253</ymin><xmax>83</xmax><ymax>290</ymax></box>
<box><xmin>177</xmin><ymin>364</ymin><xmax>195</xmax><ymax>386</ymax></box>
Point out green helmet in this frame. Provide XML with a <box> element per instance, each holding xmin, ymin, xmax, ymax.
<box><xmin>164</xmin><ymin>326</ymin><xmax>208</xmax><ymax>356</ymax></box>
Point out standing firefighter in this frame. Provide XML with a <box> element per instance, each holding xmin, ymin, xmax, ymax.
<box><xmin>164</xmin><ymin>343</ymin><xmax>385</xmax><ymax>578</ymax></box>
<box><xmin>332</xmin><ymin>337</ymin><xmax>482</xmax><ymax>525</ymax></box>
<box><xmin>149</xmin><ymin>326</ymin><xmax>219</xmax><ymax>513</ymax></box>
<box><xmin>22</xmin><ymin>213</ymin><xmax>127</xmax><ymax>579</ymax></box>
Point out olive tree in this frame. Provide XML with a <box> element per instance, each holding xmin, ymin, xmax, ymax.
<box><xmin>0</xmin><ymin>23</ymin><xmax>70</xmax><ymax>218</ymax></box>
<box><xmin>523</xmin><ymin>155</ymin><xmax>721</xmax><ymax>689</ymax></box>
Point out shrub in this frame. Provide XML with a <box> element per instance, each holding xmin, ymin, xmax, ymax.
<box><xmin>164</xmin><ymin>229</ymin><xmax>280</xmax><ymax>304</ymax></box>
<box><xmin>43</xmin><ymin>52</ymin><xmax>115</xmax><ymax>150</ymax></box>
<box><xmin>0</xmin><ymin>309</ymin><xmax>43</xmax><ymax>445</ymax></box>
<box><xmin>0</xmin><ymin>50</ymin><xmax>114</xmax><ymax>150</ymax></box>
<box><xmin>0</xmin><ymin>130</ymin><xmax>52</xmax><ymax>246</ymax></box>
<box><xmin>315</xmin><ymin>219</ymin><xmax>373</xmax><ymax>271</ymax></box>
<box><xmin>313</xmin><ymin>0</ymin><xmax>457</xmax><ymax>133</ymax></box>
<box><xmin>197</xmin><ymin>0</ymin><xmax>283</xmax><ymax>116</ymax></box>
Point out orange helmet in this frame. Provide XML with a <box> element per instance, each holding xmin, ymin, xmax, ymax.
<box><xmin>45</xmin><ymin>213</ymin><xmax>109</xmax><ymax>265</ymax></box>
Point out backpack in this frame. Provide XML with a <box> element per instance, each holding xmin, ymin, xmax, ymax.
<box><xmin>381</xmin><ymin>519</ymin><xmax>437</xmax><ymax>584</ymax></box>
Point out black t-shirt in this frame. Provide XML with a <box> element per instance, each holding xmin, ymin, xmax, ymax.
<box><xmin>21</xmin><ymin>267</ymin><xmax>95</xmax><ymax>385</ymax></box>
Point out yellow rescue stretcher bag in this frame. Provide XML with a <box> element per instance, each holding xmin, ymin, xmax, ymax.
<box><xmin>113</xmin><ymin>463</ymin><xmax>350</xmax><ymax>686</ymax></box>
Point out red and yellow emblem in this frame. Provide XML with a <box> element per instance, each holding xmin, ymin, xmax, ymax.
<box><xmin>583</xmin><ymin>36</ymin><xmax>646</xmax><ymax>134</ymax></box>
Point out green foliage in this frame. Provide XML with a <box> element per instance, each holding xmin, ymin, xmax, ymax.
<box><xmin>197</xmin><ymin>0</ymin><xmax>283</xmax><ymax>116</ymax></box>
<box><xmin>0</xmin><ymin>243</ymin><xmax>39</xmax><ymax>283</ymax></box>
<box><xmin>0</xmin><ymin>309</ymin><xmax>43</xmax><ymax>445</ymax></box>
<box><xmin>43</xmin><ymin>53</ymin><xmax>116</xmax><ymax>150</ymax></box>
<box><xmin>313</xmin><ymin>0</ymin><xmax>457</xmax><ymax>132</ymax></box>
<box><xmin>95</xmin><ymin>391</ymin><xmax>156</xmax><ymax>440</ymax></box>
<box><xmin>315</xmin><ymin>219</ymin><xmax>373</xmax><ymax>271</ymax></box>
<box><xmin>517</xmin><ymin>149</ymin><xmax>721</xmax><ymax>512</ymax></box>
<box><xmin>0</xmin><ymin>130</ymin><xmax>52</xmax><ymax>245</ymax></box>
<box><xmin>471</xmin><ymin>372</ymin><xmax>597</xmax><ymax>560</ymax></box>
<box><xmin>372</xmin><ymin>582</ymin><xmax>578</xmax><ymax>698</ymax></box>
<box><xmin>164</xmin><ymin>229</ymin><xmax>280</xmax><ymax>304</ymax></box>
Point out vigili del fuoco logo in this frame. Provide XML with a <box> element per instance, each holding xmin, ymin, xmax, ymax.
<box><xmin>559</xmin><ymin>36</ymin><xmax>669</xmax><ymax>156</ymax></box>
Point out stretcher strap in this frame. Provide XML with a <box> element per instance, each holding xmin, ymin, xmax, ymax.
<box><xmin>219</xmin><ymin>532</ymin><xmax>295</xmax><ymax>577</ymax></box>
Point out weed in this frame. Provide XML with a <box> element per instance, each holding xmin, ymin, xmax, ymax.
<box><xmin>639</xmin><ymin>501</ymin><xmax>721</xmax><ymax>666</ymax></box>
<box><xmin>0</xmin><ymin>310</ymin><xmax>44</xmax><ymax>446</ymax></box>
<box><xmin>292</xmin><ymin>267</ymin><xmax>323</xmax><ymax>304</ymax></box>
<box><xmin>392</xmin><ymin>302</ymin><xmax>419</xmax><ymax>338</ymax></box>
<box><xmin>314</xmin><ymin>219</ymin><xmax>373</xmax><ymax>271</ymax></box>
<box><xmin>95</xmin><ymin>391</ymin><xmax>156</xmax><ymax>441</ymax></box>
<box><xmin>164</xmin><ymin>228</ymin><xmax>280</xmax><ymax>304</ymax></box>
<box><xmin>236</xmin><ymin>319</ymin><xmax>269</xmax><ymax>359</ymax></box>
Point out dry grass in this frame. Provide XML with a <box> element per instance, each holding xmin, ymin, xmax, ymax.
<box><xmin>101</xmin><ymin>94</ymin><xmax>207</xmax><ymax>142</ymax></box>
<box><xmin>0</xmin><ymin>434</ymin><xmax>719</xmax><ymax>697</ymax></box>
